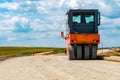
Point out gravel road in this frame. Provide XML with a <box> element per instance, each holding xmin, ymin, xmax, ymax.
<box><xmin>0</xmin><ymin>54</ymin><xmax>120</xmax><ymax>80</ymax></box>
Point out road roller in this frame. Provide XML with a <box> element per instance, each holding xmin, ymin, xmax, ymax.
<box><xmin>61</xmin><ymin>9</ymin><xmax>100</xmax><ymax>60</ymax></box>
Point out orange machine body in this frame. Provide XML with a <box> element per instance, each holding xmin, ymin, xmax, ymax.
<box><xmin>65</xmin><ymin>34</ymin><xmax>100</xmax><ymax>54</ymax></box>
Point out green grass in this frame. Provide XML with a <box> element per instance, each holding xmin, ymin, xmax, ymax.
<box><xmin>0</xmin><ymin>47</ymin><xmax>65</xmax><ymax>56</ymax></box>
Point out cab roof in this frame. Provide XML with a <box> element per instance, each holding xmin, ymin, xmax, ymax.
<box><xmin>66</xmin><ymin>9</ymin><xmax>98</xmax><ymax>15</ymax></box>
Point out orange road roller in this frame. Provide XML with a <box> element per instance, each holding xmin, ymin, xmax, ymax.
<box><xmin>61</xmin><ymin>9</ymin><xmax>100</xmax><ymax>60</ymax></box>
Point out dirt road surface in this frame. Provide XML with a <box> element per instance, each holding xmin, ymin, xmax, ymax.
<box><xmin>0</xmin><ymin>54</ymin><xmax>120</xmax><ymax>80</ymax></box>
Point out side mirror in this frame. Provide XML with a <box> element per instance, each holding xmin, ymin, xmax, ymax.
<box><xmin>98</xmin><ymin>12</ymin><xmax>100</xmax><ymax>26</ymax></box>
<box><xmin>61</xmin><ymin>32</ymin><xmax>64</xmax><ymax>38</ymax></box>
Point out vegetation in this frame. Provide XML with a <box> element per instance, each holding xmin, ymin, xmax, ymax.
<box><xmin>99</xmin><ymin>48</ymin><xmax>120</xmax><ymax>56</ymax></box>
<box><xmin>0</xmin><ymin>47</ymin><xmax>65</xmax><ymax>56</ymax></box>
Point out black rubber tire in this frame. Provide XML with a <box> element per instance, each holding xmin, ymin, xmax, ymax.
<box><xmin>69</xmin><ymin>45</ymin><xmax>75</xmax><ymax>60</ymax></box>
<box><xmin>84</xmin><ymin>45</ymin><xmax>90</xmax><ymax>60</ymax></box>
<box><xmin>76</xmin><ymin>45</ymin><xmax>82</xmax><ymax>60</ymax></box>
<box><xmin>91</xmin><ymin>45</ymin><xmax>97</xmax><ymax>59</ymax></box>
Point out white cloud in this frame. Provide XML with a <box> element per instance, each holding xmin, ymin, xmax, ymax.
<box><xmin>59</xmin><ymin>0</ymin><xmax>65</xmax><ymax>7</ymax></box>
<box><xmin>114</xmin><ymin>0</ymin><xmax>120</xmax><ymax>7</ymax></box>
<box><xmin>36</xmin><ymin>1</ymin><xmax>55</xmax><ymax>13</ymax></box>
<box><xmin>30</xmin><ymin>19</ymin><xmax>48</xmax><ymax>31</ymax></box>
<box><xmin>0</xmin><ymin>24</ymin><xmax>14</xmax><ymax>31</ymax></box>
<box><xmin>113</xmin><ymin>18</ymin><xmax>120</xmax><ymax>27</ymax></box>
<box><xmin>65</xmin><ymin>0</ymin><xmax>119</xmax><ymax>18</ymax></box>
<box><xmin>7</xmin><ymin>37</ymin><xmax>16</xmax><ymax>41</ymax></box>
<box><xmin>29</xmin><ymin>15</ymin><xmax>66</xmax><ymax>31</ymax></box>
<box><xmin>0</xmin><ymin>16</ymin><xmax>19</xmax><ymax>31</ymax></box>
<box><xmin>66</xmin><ymin>0</ymin><xmax>79</xmax><ymax>9</ymax></box>
<box><xmin>10</xmin><ymin>16</ymin><xmax>19</xmax><ymax>24</ymax></box>
<box><xmin>101</xmin><ymin>16</ymin><xmax>120</xmax><ymax>29</ymax></box>
<box><xmin>96</xmin><ymin>0</ymin><xmax>112</xmax><ymax>15</ymax></box>
<box><xmin>21</xmin><ymin>18</ymin><xmax>29</xmax><ymax>23</ymax></box>
<box><xmin>0</xmin><ymin>2</ymin><xmax>19</xmax><ymax>10</ymax></box>
<box><xmin>0</xmin><ymin>15</ymin><xmax>30</xmax><ymax>32</ymax></box>
<box><xmin>26</xmin><ymin>1</ymin><xmax>32</xmax><ymax>5</ymax></box>
<box><xmin>35</xmin><ymin>34</ymin><xmax>46</xmax><ymax>39</ymax></box>
<box><xmin>37</xmin><ymin>6</ymin><xmax>47</xmax><ymax>13</ymax></box>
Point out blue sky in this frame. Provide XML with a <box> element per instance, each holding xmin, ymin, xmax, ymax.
<box><xmin>0</xmin><ymin>0</ymin><xmax>120</xmax><ymax>47</ymax></box>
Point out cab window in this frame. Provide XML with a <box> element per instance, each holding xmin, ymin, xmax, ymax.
<box><xmin>72</xmin><ymin>15</ymin><xmax>81</xmax><ymax>23</ymax></box>
<box><xmin>85</xmin><ymin>15</ymin><xmax>94</xmax><ymax>23</ymax></box>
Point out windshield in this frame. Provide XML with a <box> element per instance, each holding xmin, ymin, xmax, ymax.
<box><xmin>85</xmin><ymin>15</ymin><xmax>94</xmax><ymax>23</ymax></box>
<box><xmin>72</xmin><ymin>15</ymin><xmax>81</xmax><ymax>23</ymax></box>
<box><xmin>72</xmin><ymin>14</ymin><xmax>94</xmax><ymax>24</ymax></box>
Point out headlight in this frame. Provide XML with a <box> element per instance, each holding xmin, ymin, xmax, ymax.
<box><xmin>73</xmin><ymin>40</ymin><xmax>77</xmax><ymax>43</ymax></box>
<box><xmin>93</xmin><ymin>40</ymin><xmax>97</xmax><ymax>43</ymax></box>
<box><xmin>93</xmin><ymin>40</ymin><xmax>99</xmax><ymax>43</ymax></box>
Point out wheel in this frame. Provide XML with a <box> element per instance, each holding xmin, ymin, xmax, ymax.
<box><xmin>76</xmin><ymin>45</ymin><xmax>82</xmax><ymax>60</ymax></box>
<box><xmin>84</xmin><ymin>45</ymin><xmax>90</xmax><ymax>60</ymax></box>
<box><xmin>69</xmin><ymin>45</ymin><xmax>75</xmax><ymax>60</ymax></box>
<box><xmin>91</xmin><ymin>45</ymin><xmax>97</xmax><ymax>59</ymax></box>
